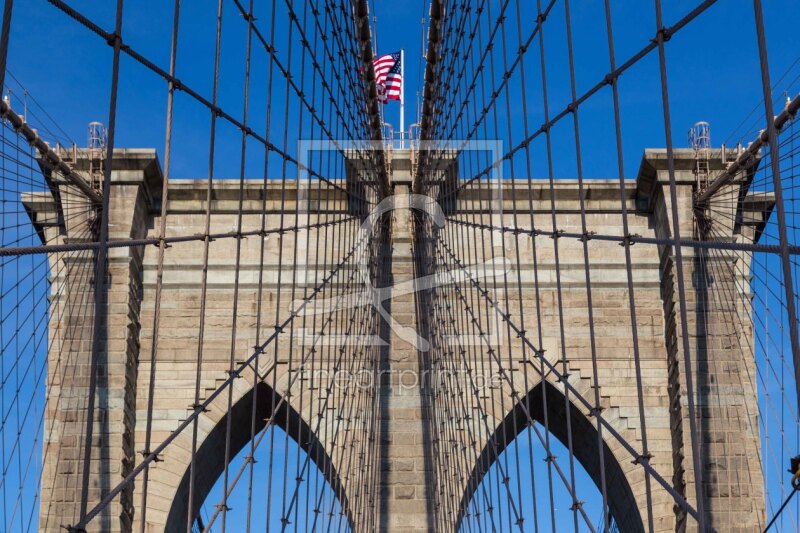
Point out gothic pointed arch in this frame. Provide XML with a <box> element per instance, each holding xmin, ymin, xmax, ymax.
<box><xmin>457</xmin><ymin>380</ymin><xmax>644</xmax><ymax>533</ymax></box>
<box><xmin>165</xmin><ymin>381</ymin><xmax>352</xmax><ymax>530</ymax></box>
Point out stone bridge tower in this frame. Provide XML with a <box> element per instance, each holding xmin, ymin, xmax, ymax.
<box><xmin>24</xmin><ymin>145</ymin><xmax>768</xmax><ymax>532</ymax></box>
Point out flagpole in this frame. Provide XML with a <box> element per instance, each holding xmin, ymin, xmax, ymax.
<box><xmin>400</xmin><ymin>48</ymin><xmax>405</xmax><ymax>147</ymax></box>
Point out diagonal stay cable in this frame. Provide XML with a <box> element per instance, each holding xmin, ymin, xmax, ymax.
<box><xmin>71</xmin><ymin>228</ymin><xmax>368</xmax><ymax>529</ymax></box>
<box><xmin>431</xmin><ymin>246</ymin><xmax>597</xmax><ymax>533</ymax></box>
<box><xmin>437</xmin><ymin>238</ymin><xmax>702</xmax><ymax>522</ymax></box>
<box><xmin>44</xmin><ymin>0</ymin><xmax>370</xmax><ymax>204</ymax></box>
<box><xmin>200</xmin><ymin>235</ymin><xmax>372</xmax><ymax>532</ymax></box>
<box><xmin>430</xmin><ymin>0</ymin><xmax>719</xmax><ymax>204</ymax></box>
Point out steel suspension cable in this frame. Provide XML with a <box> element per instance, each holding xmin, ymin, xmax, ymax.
<box><xmin>77</xmin><ymin>0</ymin><xmax>123</xmax><ymax>526</ymax></box>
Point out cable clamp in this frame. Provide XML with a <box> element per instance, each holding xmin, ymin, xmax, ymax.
<box><xmin>632</xmin><ymin>452</ymin><xmax>653</xmax><ymax>465</ymax></box>
<box><xmin>570</xmin><ymin>500</ymin><xmax>585</xmax><ymax>511</ymax></box>
<box><xmin>190</xmin><ymin>403</ymin><xmax>210</xmax><ymax>413</ymax></box>
<box><xmin>105</xmin><ymin>31</ymin><xmax>121</xmax><ymax>48</ymax></box>
<box><xmin>140</xmin><ymin>449</ymin><xmax>163</xmax><ymax>462</ymax></box>
<box><xmin>620</xmin><ymin>233</ymin><xmax>640</xmax><ymax>247</ymax></box>
<box><xmin>588</xmin><ymin>406</ymin><xmax>605</xmax><ymax>417</ymax></box>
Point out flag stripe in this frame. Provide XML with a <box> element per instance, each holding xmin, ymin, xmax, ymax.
<box><xmin>371</xmin><ymin>51</ymin><xmax>401</xmax><ymax>105</ymax></box>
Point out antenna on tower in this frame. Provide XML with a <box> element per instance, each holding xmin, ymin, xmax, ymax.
<box><xmin>87</xmin><ymin>121</ymin><xmax>107</xmax><ymax>193</ymax></box>
<box><xmin>689</xmin><ymin>121</ymin><xmax>711</xmax><ymax>189</ymax></box>
<box><xmin>88</xmin><ymin>121</ymin><xmax>107</xmax><ymax>150</ymax></box>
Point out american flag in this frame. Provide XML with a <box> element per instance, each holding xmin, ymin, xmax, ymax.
<box><xmin>373</xmin><ymin>51</ymin><xmax>402</xmax><ymax>104</ymax></box>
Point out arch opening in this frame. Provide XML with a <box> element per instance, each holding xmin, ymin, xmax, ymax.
<box><xmin>457</xmin><ymin>381</ymin><xmax>644</xmax><ymax>532</ymax></box>
<box><xmin>165</xmin><ymin>382</ymin><xmax>352</xmax><ymax>531</ymax></box>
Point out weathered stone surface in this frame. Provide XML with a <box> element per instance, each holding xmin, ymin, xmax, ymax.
<box><xmin>27</xmin><ymin>148</ymin><xmax>766</xmax><ymax>532</ymax></box>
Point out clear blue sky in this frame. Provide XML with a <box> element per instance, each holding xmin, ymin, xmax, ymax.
<box><xmin>2</xmin><ymin>0</ymin><xmax>800</xmax><ymax>531</ymax></box>
<box><xmin>5</xmin><ymin>0</ymin><xmax>798</xmax><ymax>179</ymax></box>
